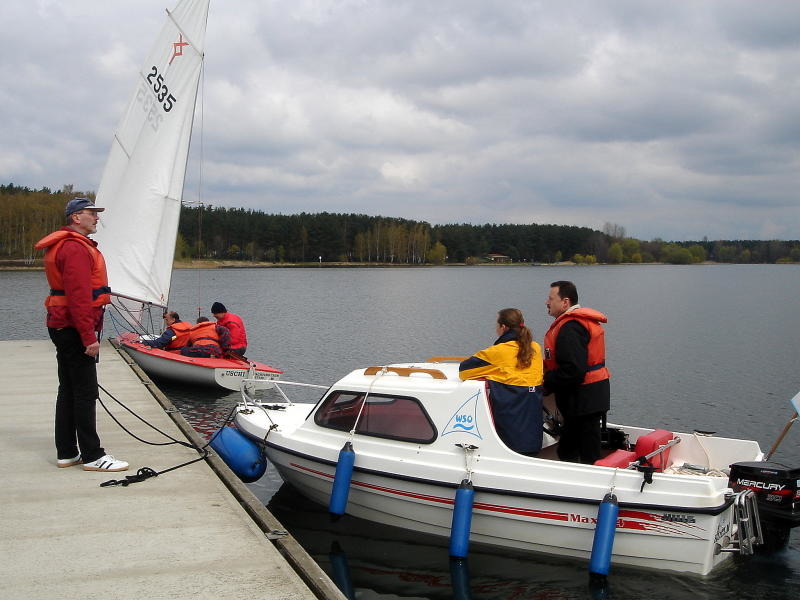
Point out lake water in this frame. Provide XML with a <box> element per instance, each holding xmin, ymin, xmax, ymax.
<box><xmin>3</xmin><ymin>264</ymin><xmax>799</xmax><ymax>598</ymax></box>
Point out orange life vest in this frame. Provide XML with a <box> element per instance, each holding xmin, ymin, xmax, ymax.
<box><xmin>543</xmin><ymin>307</ymin><xmax>610</xmax><ymax>385</ymax></box>
<box><xmin>165</xmin><ymin>321</ymin><xmax>192</xmax><ymax>350</ymax></box>
<box><xmin>187</xmin><ymin>321</ymin><xmax>221</xmax><ymax>350</ymax></box>
<box><xmin>35</xmin><ymin>229</ymin><xmax>111</xmax><ymax>308</ymax></box>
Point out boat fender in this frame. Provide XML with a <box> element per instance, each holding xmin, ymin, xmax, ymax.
<box><xmin>329</xmin><ymin>441</ymin><xmax>355</xmax><ymax>518</ymax></box>
<box><xmin>449</xmin><ymin>558</ymin><xmax>473</xmax><ymax>600</ymax></box>
<box><xmin>449</xmin><ymin>479</ymin><xmax>475</xmax><ymax>559</ymax></box>
<box><xmin>589</xmin><ymin>492</ymin><xmax>619</xmax><ymax>579</ymax></box>
<box><xmin>328</xmin><ymin>542</ymin><xmax>356</xmax><ymax>600</ymax></box>
<box><xmin>209</xmin><ymin>427</ymin><xmax>267</xmax><ymax>483</ymax></box>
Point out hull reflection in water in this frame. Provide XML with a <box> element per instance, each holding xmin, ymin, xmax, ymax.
<box><xmin>268</xmin><ymin>484</ymin><xmax>799</xmax><ymax>600</ymax></box>
<box><xmin>269</xmin><ymin>484</ymin><xmax>584</xmax><ymax>600</ymax></box>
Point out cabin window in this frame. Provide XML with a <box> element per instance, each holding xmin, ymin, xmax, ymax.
<box><xmin>314</xmin><ymin>390</ymin><xmax>437</xmax><ymax>443</ymax></box>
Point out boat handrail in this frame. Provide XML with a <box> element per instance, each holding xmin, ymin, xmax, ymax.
<box><xmin>627</xmin><ymin>436</ymin><xmax>682</xmax><ymax>469</ymax></box>
<box><xmin>719</xmin><ymin>489</ymin><xmax>763</xmax><ymax>554</ymax></box>
<box><xmin>427</xmin><ymin>356</ymin><xmax>469</xmax><ymax>362</ymax></box>
<box><xmin>364</xmin><ymin>366</ymin><xmax>447</xmax><ymax>379</ymax></box>
<box><xmin>239</xmin><ymin>378</ymin><xmax>329</xmax><ymax>410</ymax></box>
<box><xmin>240</xmin><ymin>378</ymin><xmax>328</xmax><ymax>390</ymax></box>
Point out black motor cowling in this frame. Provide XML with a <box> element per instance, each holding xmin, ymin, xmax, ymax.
<box><xmin>729</xmin><ymin>461</ymin><xmax>800</xmax><ymax>551</ymax></box>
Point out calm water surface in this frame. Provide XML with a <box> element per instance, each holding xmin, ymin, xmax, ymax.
<box><xmin>3</xmin><ymin>265</ymin><xmax>799</xmax><ymax>598</ymax></box>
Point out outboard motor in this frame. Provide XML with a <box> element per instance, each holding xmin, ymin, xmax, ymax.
<box><xmin>729</xmin><ymin>461</ymin><xmax>800</xmax><ymax>551</ymax></box>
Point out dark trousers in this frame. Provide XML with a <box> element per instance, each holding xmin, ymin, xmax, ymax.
<box><xmin>180</xmin><ymin>345</ymin><xmax>220</xmax><ymax>358</ymax></box>
<box><xmin>48</xmin><ymin>327</ymin><xmax>105</xmax><ymax>463</ymax></box>
<box><xmin>557</xmin><ymin>411</ymin><xmax>604</xmax><ymax>464</ymax></box>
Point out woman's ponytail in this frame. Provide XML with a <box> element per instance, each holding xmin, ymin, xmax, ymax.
<box><xmin>497</xmin><ymin>308</ymin><xmax>533</xmax><ymax>369</ymax></box>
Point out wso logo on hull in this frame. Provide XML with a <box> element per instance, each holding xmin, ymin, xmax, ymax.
<box><xmin>442</xmin><ymin>391</ymin><xmax>482</xmax><ymax>440</ymax></box>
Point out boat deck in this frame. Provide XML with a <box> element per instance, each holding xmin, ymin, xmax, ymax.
<box><xmin>0</xmin><ymin>339</ymin><xmax>343</xmax><ymax>599</ymax></box>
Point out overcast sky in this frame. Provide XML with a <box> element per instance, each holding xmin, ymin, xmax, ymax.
<box><xmin>2</xmin><ymin>1</ymin><xmax>798</xmax><ymax>241</ymax></box>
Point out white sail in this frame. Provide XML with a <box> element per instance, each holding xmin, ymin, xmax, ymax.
<box><xmin>95</xmin><ymin>0</ymin><xmax>209</xmax><ymax>311</ymax></box>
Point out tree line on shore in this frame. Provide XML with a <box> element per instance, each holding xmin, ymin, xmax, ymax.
<box><xmin>3</xmin><ymin>183</ymin><xmax>799</xmax><ymax>265</ymax></box>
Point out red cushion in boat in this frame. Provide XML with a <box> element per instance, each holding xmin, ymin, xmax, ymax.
<box><xmin>594</xmin><ymin>449</ymin><xmax>637</xmax><ymax>468</ymax></box>
<box><xmin>634</xmin><ymin>429</ymin><xmax>675</xmax><ymax>471</ymax></box>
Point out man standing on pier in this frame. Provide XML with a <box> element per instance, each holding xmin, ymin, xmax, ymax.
<box><xmin>543</xmin><ymin>280</ymin><xmax>611</xmax><ymax>464</ymax></box>
<box><xmin>35</xmin><ymin>198</ymin><xmax>129</xmax><ymax>472</ymax></box>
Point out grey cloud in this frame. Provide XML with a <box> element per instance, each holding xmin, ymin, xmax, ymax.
<box><xmin>1</xmin><ymin>0</ymin><xmax>798</xmax><ymax>241</ymax></box>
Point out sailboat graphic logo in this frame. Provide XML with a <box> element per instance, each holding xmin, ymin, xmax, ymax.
<box><xmin>442</xmin><ymin>391</ymin><xmax>482</xmax><ymax>439</ymax></box>
<box><xmin>170</xmin><ymin>34</ymin><xmax>189</xmax><ymax>64</ymax></box>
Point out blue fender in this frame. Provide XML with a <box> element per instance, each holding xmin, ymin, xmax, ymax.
<box><xmin>449</xmin><ymin>479</ymin><xmax>475</xmax><ymax>558</ymax></box>
<box><xmin>589</xmin><ymin>492</ymin><xmax>619</xmax><ymax>577</ymax></box>
<box><xmin>329</xmin><ymin>441</ymin><xmax>355</xmax><ymax>517</ymax></box>
<box><xmin>210</xmin><ymin>427</ymin><xmax>267</xmax><ymax>483</ymax></box>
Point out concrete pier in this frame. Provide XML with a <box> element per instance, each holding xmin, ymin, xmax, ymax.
<box><xmin>0</xmin><ymin>339</ymin><xmax>344</xmax><ymax>600</ymax></box>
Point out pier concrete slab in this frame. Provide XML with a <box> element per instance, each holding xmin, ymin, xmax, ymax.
<box><xmin>0</xmin><ymin>340</ymin><xmax>322</xmax><ymax>600</ymax></box>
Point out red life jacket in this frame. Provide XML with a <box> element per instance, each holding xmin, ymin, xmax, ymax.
<box><xmin>165</xmin><ymin>321</ymin><xmax>192</xmax><ymax>350</ymax></box>
<box><xmin>217</xmin><ymin>312</ymin><xmax>247</xmax><ymax>348</ymax></box>
<box><xmin>35</xmin><ymin>229</ymin><xmax>111</xmax><ymax>308</ymax></box>
<box><xmin>188</xmin><ymin>321</ymin><xmax>221</xmax><ymax>351</ymax></box>
<box><xmin>543</xmin><ymin>307</ymin><xmax>610</xmax><ymax>385</ymax></box>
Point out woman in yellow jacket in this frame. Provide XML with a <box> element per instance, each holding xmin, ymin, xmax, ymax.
<box><xmin>459</xmin><ymin>308</ymin><xmax>544</xmax><ymax>455</ymax></box>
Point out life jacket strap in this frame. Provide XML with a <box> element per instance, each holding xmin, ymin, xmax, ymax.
<box><xmin>50</xmin><ymin>286</ymin><xmax>111</xmax><ymax>300</ymax></box>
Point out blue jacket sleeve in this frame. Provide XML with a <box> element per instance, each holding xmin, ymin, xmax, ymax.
<box><xmin>142</xmin><ymin>327</ymin><xmax>176</xmax><ymax>348</ymax></box>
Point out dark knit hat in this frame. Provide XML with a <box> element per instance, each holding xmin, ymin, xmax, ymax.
<box><xmin>211</xmin><ymin>302</ymin><xmax>226</xmax><ymax>314</ymax></box>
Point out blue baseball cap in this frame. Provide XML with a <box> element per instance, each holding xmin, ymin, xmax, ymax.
<box><xmin>65</xmin><ymin>197</ymin><xmax>105</xmax><ymax>216</ymax></box>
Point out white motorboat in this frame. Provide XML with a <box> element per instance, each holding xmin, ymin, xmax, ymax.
<box><xmin>232</xmin><ymin>361</ymin><xmax>800</xmax><ymax>576</ymax></box>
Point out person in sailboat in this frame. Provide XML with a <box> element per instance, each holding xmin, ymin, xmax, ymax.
<box><xmin>211</xmin><ymin>302</ymin><xmax>248</xmax><ymax>356</ymax></box>
<box><xmin>459</xmin><ymin>308</ymin><xmax>544</xmax><ymax>456</ymax></box>
<box><xmin>34</xmin><ymin>197</ymin><xmax>129</xmax><ymax>472</ymax></box>
<box><xmin>139</xmin><ymin>311</ymin><xmax>192</xmax><ymax>351</ymax></box>
<box><xmin>543</xmin><ymin>280</ymin><xmax>611</xmax><ymax>464</ymax></box>
<box><xmin>180</xmin><ymin>316</ymin><xmax>231</xmax><ymax>358</ymax></box>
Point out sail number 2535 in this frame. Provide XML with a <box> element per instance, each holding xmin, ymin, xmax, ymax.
<box><xmin>145</xmin><ymin>66</ymin><xmax>177</xmax><ymax>112</ymax></box>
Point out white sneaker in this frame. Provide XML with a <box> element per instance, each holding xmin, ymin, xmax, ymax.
<box><xmin>82</xmin><ymin>454</ymin><xmax>129</xmax><ymax>472</ymax></box>
<box><xmin>57</xmin><ymin>454</ymin><xmax>82</xmax><ymax>468</ymax></box>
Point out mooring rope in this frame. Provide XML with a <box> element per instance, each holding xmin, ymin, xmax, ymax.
<box><xmin>96</xmin><ymin>382</ymin><xmax>238</xmax><ymax>487</ymax></box>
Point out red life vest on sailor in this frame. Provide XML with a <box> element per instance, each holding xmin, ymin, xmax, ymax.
<box><xmin>217</xmin><ymin>312</ymin><xmax>247</xmax><ymax>349</ymax></box>
<box><xmin>36</xmin><ymin>229</ymin><xmax>111</xmax><ymax>308</ymax></box>
<box><xmin>543</xmin><ymin>307</ymin><xmax>610</xmax><ymax>385</ymax></box>
<box><xmin>187</xmin><ymin>321</ymin><xmax>221</xmax><ymax>351</ymax></box>
<box><xmin>165</xmin><ymin>321</ymin><xmax>192</xmax><ymax>350</ymax></box>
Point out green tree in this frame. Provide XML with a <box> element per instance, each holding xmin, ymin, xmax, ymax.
<box><xmin>621</xmin><ymin>238</ymin><xmax>640</xmax><ymax>261</ymax></box>
<box><xmin>174</xmin><ymin>233</ymin><xmax>192</xmax><ymax>260</ymax></box>
<box><xmin>662</xmin><ymin>244</ymin><xmax>693</xmax><ymax>264</ymax></box>
<box><xmin>426</xmin><ymin>241</ymin><xmax>447</xmax><ymax>265</ymax></box>
<box><xmin>688</xmin><ymin>244</ymin><xmax>706</xmax><ymax>263</ymax></box>
<box><xmin>607</xmin><ymin>242</ymin><xmax>623</xmax><ymax>264</ymax></box>
<box><xmin>244</xmin><ymin>241</ymin><xmax>259</xmax><ymax>262</ymax></box>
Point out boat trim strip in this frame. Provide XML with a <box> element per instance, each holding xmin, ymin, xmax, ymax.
<box><xmin>263</xmin><ymin>440</ymin><xmax>735</xmax><ymax>516</ymax></box>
